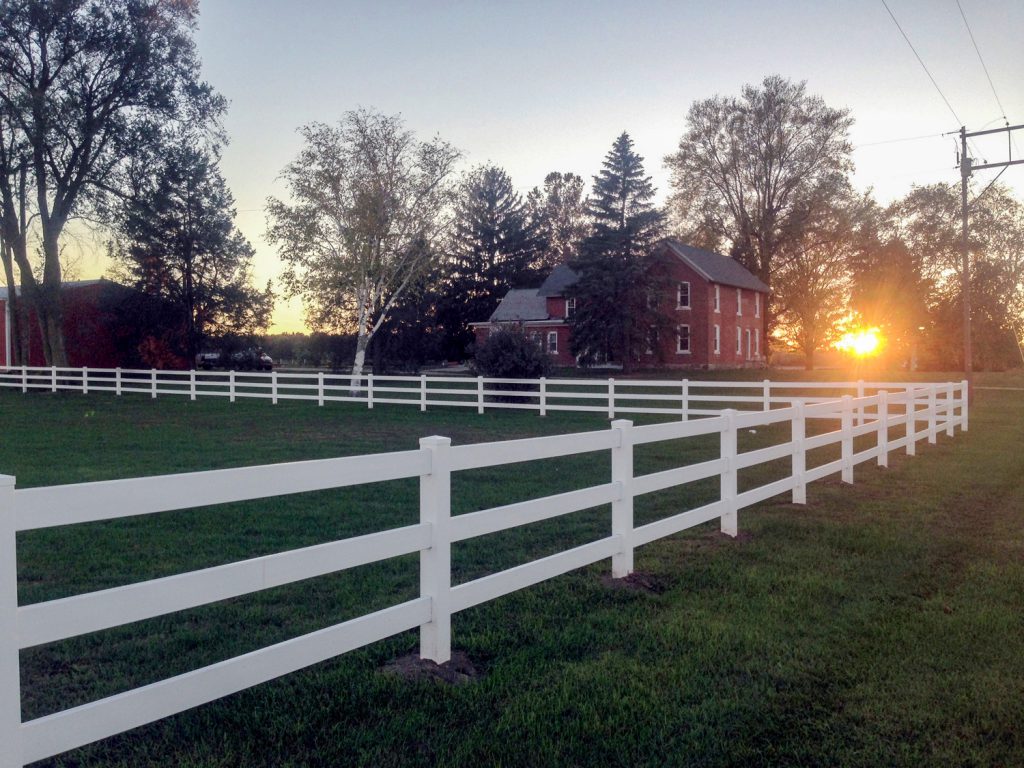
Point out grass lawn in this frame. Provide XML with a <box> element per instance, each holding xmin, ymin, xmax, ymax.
<box><xmin>2</xmin><ymin>369</ymin><xmax>1022</xmax><ymax>767</ymax></box>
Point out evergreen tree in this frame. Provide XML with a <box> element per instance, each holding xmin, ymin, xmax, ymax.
<box><xmin>437</xmin><ymin>165</ymin><xmax>541</xmax><ymax>359</ymax></box>
<box><xmin>526</xmin><ymin>171</ymin><xmax>590</xmax><ymax>272</ymax></box>
<box><xmin>569</xmin><ymin>133</ymin><xmax>666</xmax><ymax>371</ymax></box>
<box><xmin>111</xmin><ymin>139</ymin><xmax>273</xmax><ymax>361</ymax></box>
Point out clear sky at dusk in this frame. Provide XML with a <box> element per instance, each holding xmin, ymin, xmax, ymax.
<box><xmin>119</xmin><ymin>1</ymin><xmax>1024</xmax><ymax>332</ymax></box>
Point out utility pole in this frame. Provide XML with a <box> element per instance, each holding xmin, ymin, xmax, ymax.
<box><xmin>951</xmin><ymin>122</ymin><xmax>1024</xmax><ymax>401</ymax></box>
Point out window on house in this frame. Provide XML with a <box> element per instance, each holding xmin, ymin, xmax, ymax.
<box><xmin>714</xmin><ymin>285</ymin><xmax>720</xmax><ymax>313</ymax></box>
<box><xmin>736</xmin><ymin>288</ymin><xmax>742</xmax><ymax>316</ymax></box>
<box><xmin>713</xmin><ymin>324</ymin><xmax>720</xmax><ymax>354</ymax></box>
<box><xmin>676</xmin><ymin>325</ymin><xmax>691</xmax><ymax>354</ymax></box>
<box><xmin>754</xmin><ymin>328</ymin><xmax>760</xmax><ymax>356</ymax></box>
<box><xmin>746</xmin><ymin>328</ymin><xmax>752</xmax><ymax>359</ymax></box>
<box><xmin>736</xmin><ymin>327</ymin><xmax>742</xmax><ymax>355</ymax></box>
<box><xmin>565</xmin><ymin>298</ymin><xmax>576</xmax><ymax>319</ymax></box>
<box><xmin>547</xmin><ymin>331</ymin><xmax>558</xmax><ymax>354</ymax></box>
<box><xmin>755</xmin><ymin>293</ymin><xmax>760</xmax><ymax>318</ymax></box>
<box><xmin>677</xmin><ymin>282</ymin><xmax>690</xmax><ymax>309</ymax></box>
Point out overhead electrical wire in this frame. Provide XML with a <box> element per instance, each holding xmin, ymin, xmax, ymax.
<box><xmin>880</xmin><ymin>0</ymin><xmax>963</xmax><ymax>126</ymax></box>
<box><xmin>954</xmin><ymin>0</ymin><xmax>1021</xmax><ymax>159</ymax></box>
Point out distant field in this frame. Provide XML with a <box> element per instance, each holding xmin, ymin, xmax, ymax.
<box><xmin>2</xmin><ymin>369</ymin><xmax>1021</xmax><ymax>767</ymax></box>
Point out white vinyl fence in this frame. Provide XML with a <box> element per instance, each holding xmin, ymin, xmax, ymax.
<box><xmin>0</xmin><ymin>364</ymin><xmax>967</xmax><ymax>421</ymax></box>
<box><xmin>0</xmin><ymin>381</ymin><xmax>967</xmax><ymax>767</ymax></box>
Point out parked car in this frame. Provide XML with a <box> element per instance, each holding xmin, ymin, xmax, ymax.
<box><xmin>231</xmin><ymin>348</ymin><xmax>274</xmax><ymax>371</ymax></box>
<box><xmin>195</xmin><ymin>348</ymin><xmax>274</xmax><ymax>371</ymax></box>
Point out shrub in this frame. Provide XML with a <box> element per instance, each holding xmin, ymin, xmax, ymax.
<box><xmin>473</xmin><ymin>327</ymin><xmax>552</xmax><ymax>402</ymax></box>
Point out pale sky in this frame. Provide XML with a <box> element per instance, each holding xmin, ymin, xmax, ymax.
<box><xmin>79</xmin><ymin>0</ymin><xmax>1024</xmax><ymax>331</ymax></box>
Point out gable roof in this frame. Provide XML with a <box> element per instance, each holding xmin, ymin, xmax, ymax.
<box><xmin>663</xmin><ymin>240</ymin><xmax>770</xmax><ymax>293</ymax></box>
<box><xmin>488</xmin><ymin>288</ymin><xmax>550</xmax><ymax>322</ymax></box>
<box><xmin>537</xmin><ymin>264</ymin><xmax>579</xmax><ymax>297</ymax></box>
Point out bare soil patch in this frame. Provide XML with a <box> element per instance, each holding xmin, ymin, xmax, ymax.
<box><xmin>381</xmin><ymin>650</ymin><xmax>480</xmax><ymax>685</ymax></box>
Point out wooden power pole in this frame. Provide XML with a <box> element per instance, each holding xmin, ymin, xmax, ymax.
<box><xmin>952</xmin><ymin>123</ymin><xmax>1024</xmax><ymax>400</ymax></box>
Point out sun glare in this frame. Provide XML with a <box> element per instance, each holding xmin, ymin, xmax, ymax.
<box><xmin>836</xmin><ymin>327</ymin><xmax>883</xmax><ymax>358</ymax></box>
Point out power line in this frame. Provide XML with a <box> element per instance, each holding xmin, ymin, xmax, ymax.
<box><xmin>954</xmin><ymin>0</ymin><xmax>1021</xmax><ymax>158</ymax></box>
<box><xmin>955</xmin><ymin>0</ymin><xmax>1007</xmax><ymax>119</ymax></box>
<box><xmin>880</xmin><ymin>0</ymin><xmax>962</xmax><ymax>126</ymax></box>
<box><xmin>855</xmin><ymin>132</ymin><xmax>944</xmax><ymax>148</ymax></box>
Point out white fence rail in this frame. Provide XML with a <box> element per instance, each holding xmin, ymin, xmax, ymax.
<box><xmin>0</xmin><ymin>381</ymin><xmax>968</xmax><ymax>766</ymax></box>
<box><xmin>0</xmin><ymin>365</ymin><xmax>970</xmax><ymax>424</ymax></box>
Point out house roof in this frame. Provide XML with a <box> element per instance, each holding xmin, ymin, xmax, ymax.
<box><xmin>488</xmin><ymin>288</ymin><xmax>550</xmax><ymax>322</ymax></box>
<box><xmin>663</xmin><ymin>240</ymin><xmax>770</xmax><ymax>293</ymax></box>
<box><xmin>537</xmin><ymin>264</ymin><xmax>579</xmax><ymax>297</ymax></box>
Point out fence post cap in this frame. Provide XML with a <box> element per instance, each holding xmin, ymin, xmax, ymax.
<box><xmin>610</xmin><ymin>418</ymin><xmax>633</xmax><ymax>429</ymax></box>
<box><xmin>0</xmin><ymin>474</ymin><xmax>15</xmax><ymax>487</ymax></box>
<box><xmin>419</xmin><ymin>435</ymin><xmax>451</xmax><ymax>448</ymax></box>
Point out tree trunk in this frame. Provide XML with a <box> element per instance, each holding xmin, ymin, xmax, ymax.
<box><xmin>350</xmin><ymin>331</ymin><xmax>370</xmax><ymax>396</ymax></box>
<box><xmin>804</xmin><ymin>347</ymin><xmax>815</xmax><ymax>370</ymax></box>
<box><xmin>38</xmin><ymin>225</ymin><xmax>69</xmax><ymax>366</ymax></box>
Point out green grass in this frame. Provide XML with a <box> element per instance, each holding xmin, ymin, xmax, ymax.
<box><xmin>2</xmin><ymin>370</ymin><xmax>1022</xmax><ymax>767</ymax></box>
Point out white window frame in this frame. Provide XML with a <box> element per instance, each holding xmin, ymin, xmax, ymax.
<box><xmin>565</xmin><ymin>297</ymin><xmax>576</xmax><ymax>319</ymax></box>
<box><xmin>646</xmin><ymin>325</ymin><xmax>658</xmax><ymax>355</ymax></box>
<box><xmin>714</xmin><ymin>284</ymin><xmax>720</xmax><ymax>313</ymax></box>
<box><xmin>676</xmin><ymin>324</ymin><xmax>691</xmax><ymax>354</ymax></box>
<box><xmin>746</xmin><ymin>328</ymin><xmax>752</xmax><ymax>359</ymax></box>
<box><xmin>547</xmin><ymin>331</ymin><xmax>558</xmax><ymax>354</ymax></box>
<box><xmin>736</xmin><ymin>288</ymin><xmax>742</xmax><ymax>316</ymax></box>
<box><xmin>754</xmin><ymin>328</ymin><xmax>760</xmax><ymax>357</ymax></box>
<box><xmin>755</xmin><ymin>292</ymin><xmax>760</xmax><ymax>318</ymax></box>
<box><xmin>713</xmin><ymin>324</ymin><xmax>720</xmax><ymax>355</ymax></box>
<box><xmin>736</xmin><ymin>326</ymin><xmax>742</xmax><ymax>354</ymax></box>
<box><xmin>677</xmin><ymin>281</ymin><xmax>691</xmax><ymax>309</ymax></box>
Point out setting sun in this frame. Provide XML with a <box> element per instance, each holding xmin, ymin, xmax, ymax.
<box><xmin>836</xmin><ymin>327</ymin><xmax>883</xmax><ymax>358</ymax></box>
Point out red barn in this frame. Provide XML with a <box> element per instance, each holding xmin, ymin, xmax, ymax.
<box><xmin>472</xmin><ymin>239</ymin><xmax>770</xmax><ymax>370</ymax></box>
<box><xmin>0</xmin><ymin>279</ymin><xmax>184</xmax><ymax>369</ymax></box>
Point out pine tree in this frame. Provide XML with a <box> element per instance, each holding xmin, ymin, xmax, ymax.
<box><xmin>437</xmin><ymin>165</ymin><xmax>541</xmax><ymax>359</ymax></box>
<box><xmin>569</xmin><ymin>133</ymin><xmax>666</xmax><ymax>370</ymax></box>
<box><xmin>526</xmin><ymin>171</ymin><xmax>590</xmax><ymax>272</ymax></box>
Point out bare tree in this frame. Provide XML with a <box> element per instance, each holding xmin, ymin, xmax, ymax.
<box><xmin>0</xmin><ymin>0</ymin><xmax>224</xmax><ymax>365</ymax></box>
<box><xmin>266</xmin><ymin>109</ymin><xmax>460</xmax><ymax>385</ymax></box>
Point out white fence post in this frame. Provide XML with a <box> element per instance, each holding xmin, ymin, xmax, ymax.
<box><xmin>419</xmin><ymin>436</ymin><xmax>452</xmax><ymax>664</ymax></box>
<box><xmin>420</xmin><ymin>374</ymin><xmax>427</xmax><ymax>412</ymax></box>
<box><xmin>608</xmin><ymin>378</ymin><xmax>615</xmax><ymax>419</ymax></box>
<box><xmin>82</xmin><ymin>367</ymin><xmax>88</xmax><ymax>394</ymax></box>
<box><xmin>610</xmin><ymin>420</ymin><xmax>634</xmax><ymax>578</ymax></box>
<box><xmin>189</xmin><ymin>370</ymin><xmax>196</xmax><ymax>401</ymax></box>
<box><xmin>762</xmin><ymin>379</ymin><xmax>770</xmax><ymax>411</ymax></box>
<box><xmin>317</xmin><ymin>372</ymin><xmax>325</xmax><ymax>407</ymax></box>
<box><xmin>945</xmin><ymin>383</ymin><xmax>954</xmax><ymax>437</ymax></box>
<box><xmin>367</xmin><ymin>373</ymin><xmax>374</xmax><ymax>409</ymax></box>
<box><xmin>115</xmin><ymin>367</ymin><xmax>122</xmax><ymax>396</ymax></box>
<box><xmin>51</xmin><ymin>365</ymin><xmax>56</xmax><ymax>393</ymax></box>
<box><xmin>20</xmin><ymin>366</ymin><xmax>26</xmax><ymax>394</ymax></box>
<box><xmin>960</xmin><ymin>379</ymin><xmax>969</xmax><ymax>432</ymax></box>
<box><xmin>477</xmin><ymin>376</ymin><xmax>484</xmax><ymax>415</ymax></box>
<box><xmin>150</xmin><ymin>369</ymin><xmax>157</xmax><ymax>399</ymax></box>
<box><xmin>906</xmin><ymin>389</ymin><xmax>916</xmax><ymax>456</ymax></box>
<box><xmin>539</xmin><ymin>377</ymin><xmax>547</xmax><ymax>417</ymax></box>
<box><xmin>877</xmin><ymin>390</ymin><xmax>889</xmax><ymax>468</ymax></box>
<box><xmin>229</xmin><ymin>370</ymin><xmax>236</xmax><ymax>403</ymax></box>
<box><xmin>271</xmin><ymin>370</ymin><xmax>278</xmax><ymax>405</ymax></box>
<box><xmin>841</xmin><ymin>395</ymin><xmax>854</xmax><ymax>484</ymax></box>
<box><xmin>928</xmin><ymin>385</ymin><xmax>938</xmax><ymax>444</ymax></box>
<box><xmin>0</xmin><ymin>474</ymin><xmax>21</xmax><ymax>768</ymax></box>
<box><xmin>791</xmin><ymin>401</ymin><xmax>806</xmax><ymax>504</ymax></box>
<box><xmin>720</xmin><ymin>409</ymin><xmax>738</xmax><ymax>536</ymax></box>
<box><xmin>681</xmin><ymin>378</ymin><xmax>689</xmax><ymax>421</ymax></box>
<box><xmin>856</xmin><ymin>379</ymin><xmax>865</xmax><ymax>426</ymax></box>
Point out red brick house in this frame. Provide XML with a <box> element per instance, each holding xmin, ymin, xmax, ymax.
<box><xmin>472</xmin><ymin>239</ymin><xmax>770</xmax><ymax>369</ymax></box>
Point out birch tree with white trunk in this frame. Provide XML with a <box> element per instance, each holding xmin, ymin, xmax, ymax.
<box><xmin>266</xmin><ymin>109</ymin><xmax>460</xmax><ymax>388</ymax></box>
